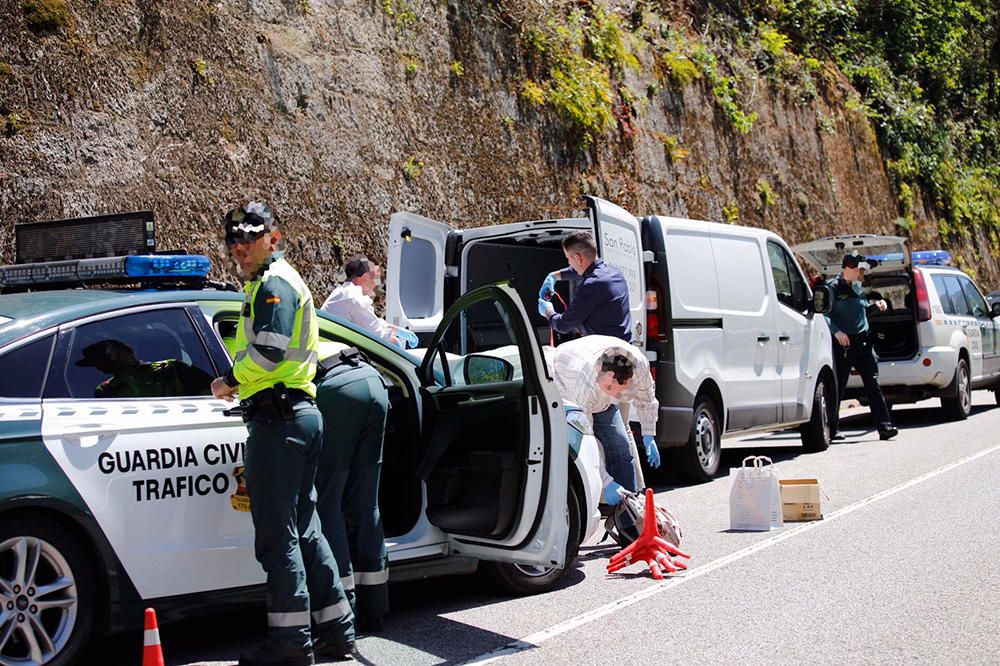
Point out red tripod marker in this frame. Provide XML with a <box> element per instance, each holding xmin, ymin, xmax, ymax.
<box><xmin>607</xmin><ymin>488</ymin><xmax>691</xmax><ymax>580</ymax></box>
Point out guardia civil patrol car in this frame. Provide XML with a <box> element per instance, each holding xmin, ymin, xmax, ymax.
<box><xmin>0</xmin><ymin>213</ymin><xmax>604</xmax><ymax>665</ymax></box>
<box><xmin>795</xmin><ymin>236</ymin><xmax>1000</xmax><ymax>417</ymax></box>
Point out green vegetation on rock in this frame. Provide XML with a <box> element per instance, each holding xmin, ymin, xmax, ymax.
<box><xmin>22</xmin><ymin>0</ymin><xmax>70</xmax><ymax>34</ymax></box>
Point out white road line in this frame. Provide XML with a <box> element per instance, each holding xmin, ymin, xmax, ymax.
<box><xmin>464</xmin><ymin>442</ymin><xmax>1000</xmax><ymax>665</ymax></box>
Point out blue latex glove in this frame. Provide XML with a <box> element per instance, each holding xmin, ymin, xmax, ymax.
<box><xmin>394</xmin><ymin>327</ymin><xmax>419</xmax><ymax>349</ymax></box>
<box><xmin>538</xmin><ymin>273</ymin><xmax>557</xmax><ymax>299</ymax></box>
<box><xmin>602</xmin><ymin>481</ymin><xmax>625</xmax><ymax>506</ymax></box>
<box><xmin>537</xmin><ymin>298</ymin><xmax>554</xmax><ymax>319</ymax></box>
<box><xmin>643</xmin><ymin>435</ymin><xmax>661</xmax><ymax>468</ymax></box>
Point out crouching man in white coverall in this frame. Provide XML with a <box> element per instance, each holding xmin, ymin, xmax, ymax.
<box><xmin>546</xmin><ymin>335</ymin><xmax>661</xmax><ymax>506</ymax></box>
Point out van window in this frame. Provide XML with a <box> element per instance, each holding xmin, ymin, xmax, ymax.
<box><xmin>712</xmin><ymin>234</ymin><xmax>767</xmax><ymax>313</ymax></box>
<box><xmin>959</xmin><ymin>278</ymin><xmax>990</xmax><ymax>318</ymax></box>
<box><xmin>767</xmin><ymin>241</ymin><xmax>808</xmax><ymax>312</ymax></box>
<box><xmin>665</xmin><ymin>231</ymin><xmax>719</xmax><ymax>315</ymax></box>
<box><xmin>400</xmin><ymin>238</ymin><xmax>437</xmax><ymax>318</ymax></box>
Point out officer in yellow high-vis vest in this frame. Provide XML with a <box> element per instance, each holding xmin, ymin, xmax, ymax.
<box><xmin>210</xmin><ymin>201</ymin><xmax>354</xmax><ymax>666</ymax></box>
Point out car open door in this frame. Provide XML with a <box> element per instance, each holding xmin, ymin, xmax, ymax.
<box><xmin>415</xmin><ymin>284</ymin><xmax>569</xmax><ymax>568</ymax></box>
<box><xmin>792</xmin><ymin>235</ymin><xmax>911</xmax><ymax>277</ymax></box>
<box><xmin>385</xmin><ymin>212</ymin><xmax>453</xmax><ymax>336</ymax></box>
<box><xmin>585</xmin><ymin>196</ymin><xmax>647</xmax><ymax>346</ymax></box>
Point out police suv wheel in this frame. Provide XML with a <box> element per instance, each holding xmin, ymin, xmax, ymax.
<box><xmin>483</xmin><ymin>484</ymin><xmax>582</xmax><ymax>596</ymax></box>
<box><xmin>941</xmin><ymin>358</ymin><xmax>972</xmax><ymax>421</ymax></box>
<box><xmin>800</xmin><ymin>378</ymin><xmax>832</xmax><ymax>452</ymax></box>
<box><xmin>668</xmin><ymin>396</ymin><xmax>722</xmax><ymax>483</ymax></box>
<box><xmin>0</xmin><ymin>515</ymin><xmax>95</xmax><ymax>666</ymax></box>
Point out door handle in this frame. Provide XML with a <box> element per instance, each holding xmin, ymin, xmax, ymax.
<box><xmin>457</xmin><ymin>394</ymin><xmax>506</xmax><ymax>407</ymax></box>
<box><xmin>779</xmin><ymin>335</ymin><xmax>791</xmax><ymax>343</ymax></box>
<box><xmin>757</xmin><ymin>336</ymin><xmax>771</xmax><ymax>343</ymax></box>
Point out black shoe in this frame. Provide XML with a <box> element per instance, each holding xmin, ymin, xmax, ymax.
<box><xmin>238</xmin><ymin>645</ymin><xmax>314</xmax><ymax>666</ymax></box>
<box><xmin>313</xmin><ymin>639</ymin><xmax>356</xmax><ymax>661</ymax></box>
<box><xmin>879</xmin><ymin>426</ymin><xmax>898</xmax><ymax>441</ymax></box>
<box><xmin>831</xmin><ymin>433</ymin><xmax>847</xmax><ymax>441</ymax></box>
<box><xmin>356</xmin><ymin>612</ymin><xmax>384</xmax><ymax>634</ymax></box>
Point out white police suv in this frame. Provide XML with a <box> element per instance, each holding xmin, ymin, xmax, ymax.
<box><xmin>795</xmin><ymin>236</ymin><xmax>1000</xmax><ymax>418</ymax></box>
<box><xmin>0</xmin><ymin>213</ymin><xmax>604</xmax><ymax>665</ymax></box>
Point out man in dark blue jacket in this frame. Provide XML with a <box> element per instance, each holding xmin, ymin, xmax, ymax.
<box><xmin>537</xmin><ymin>231</ymin><xmax>632</xmax><ymax>342</ymax></box>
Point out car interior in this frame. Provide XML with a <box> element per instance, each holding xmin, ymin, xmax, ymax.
<box><xmin>865</xmin><ymin>275</ymin><xmax>920</xmax><ymax>361</ymax></box>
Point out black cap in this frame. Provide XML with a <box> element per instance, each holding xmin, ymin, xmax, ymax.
<box><xmin>842</xmin><ymin>252</ymin><xmax>875</xmax><ymax>270</ymax></box>
<box><xmin>224</xmin><ymin>200</ymin><xmax>278</xmax><ymax>244</ymax></box>
<box><xmin>344</xmin><ymin>256</ymin><xmax>372</xmax><ymax>280</ymax></box>
<box><xmin>76</xmin><ymin>340</ymin><xmax>135</xmax><ymax>367</ymax></box>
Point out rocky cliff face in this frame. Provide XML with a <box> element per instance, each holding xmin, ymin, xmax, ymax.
<box><xmin>0</xmin><ymin>0</ymin><xmax>991</xmax><ymax>294</ymax></box>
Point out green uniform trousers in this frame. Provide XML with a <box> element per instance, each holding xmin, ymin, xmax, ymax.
<box><xmin>315</xmin><ymin>364</ymin><xmax>391</xmax><ymax>619</ymax></box>
<box><xmin>244</xmin><ymin>399</ymin><xmax>354</xmax><ymax>651</ymax></box>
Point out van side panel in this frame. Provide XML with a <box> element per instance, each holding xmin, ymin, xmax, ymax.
<box><xmin>709</xmin><ymin>232</ymin><xmax>780</xmax><ymax>429</ymax></box>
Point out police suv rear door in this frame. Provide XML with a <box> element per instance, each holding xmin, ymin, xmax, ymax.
<box><xmin>385</xmin><ymin>212</ymin><xmax>454</xmax><ymax>338</ymax></box>
<box><xmin>792</xmin><ymin>235</ymin><xmax>911</xmax><ymax>277</ymax></box>
<box><xmin>585</xmin><ymin>196</ymin><xmax>647</xmax><ymax>346</ymax></box>
<box><xmin>416</xmin><ymin>284</ymin><xmax>569</xmax><ymax>568</ymax></box>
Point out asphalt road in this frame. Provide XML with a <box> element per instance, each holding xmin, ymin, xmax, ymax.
<box><xmin>91</xmin><ymin>393</ymin><xmax>1000</xmax><ymax>665</ymax></box>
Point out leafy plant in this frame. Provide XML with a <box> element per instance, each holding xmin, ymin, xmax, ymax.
<box><xmin>449</xmin><ymin>60</ymin><xmax>464</xmax><ymax>77</ymax></box>
<box><xmin>381</xmin><ymin>0</ymin><xmax>416</xmax><ymax>28</ymax></box>
<box><xmin>651</xmin><ymin>132</ymin><xmax>689</xmax><ymax>163</ymax></box>
<box><xmin>756</xmin><ymin>179</ymin><xmax>778</xmax><ymax>208</ymax></box>
<box><xmin>22</xmin><ymin>0</ymin><xmax>70</xmax><ymax>34</ymax></box>
<box><xmin>190</xmin><ymin>58</ymin><xmax>213</xmax><ymax>84</ymax></box>
<box><xmin>722</xmin><ymin>201</ymin><xmax>740</xmax><ymax>224</ymax></box>
<box><xmin>402</xmin><ymin>156</ymin><xmax>424</xmax><ymax>181</ymax></box>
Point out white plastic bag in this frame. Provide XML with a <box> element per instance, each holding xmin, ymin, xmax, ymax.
<box><xmin>729</xmin><ymin>456</ymin><xmax>784</xmax><ymax>531</ymax></box>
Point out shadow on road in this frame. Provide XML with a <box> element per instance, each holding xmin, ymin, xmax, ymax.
<box><xmin>87</xmin><ymin>563</ymin><xmax>589</xmax><ymax>665</ymax></box>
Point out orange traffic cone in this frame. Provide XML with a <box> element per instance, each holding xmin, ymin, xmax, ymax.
<box><xmin>143</xmin><ymin>608</ymin><xmax>165</xmax><ymax>666</ymax></box>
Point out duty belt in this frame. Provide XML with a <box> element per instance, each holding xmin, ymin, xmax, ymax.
<box><xmin>238</xmin><ymin>382</ymin><xmax>312</xmax><ymax>423</ymax></box>
<box><xmin>316</xmin><ymin>347</ymin><xmax>370</xmax><ymax>381</ymax></box>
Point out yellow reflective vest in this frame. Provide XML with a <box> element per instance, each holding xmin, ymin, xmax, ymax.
<box><xmin>231</xmin><ymin>254</ymin><xmax>319</xmax><ymax>399</ymax></box>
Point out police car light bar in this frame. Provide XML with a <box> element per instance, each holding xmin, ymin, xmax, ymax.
<box><xmin>912</xmin><ymin>250</ymin><xmax>951</xmax><ymax>266</ymax></box>
<box><xmin>0</xmin><ymin>255</ymin><xmax>211</xmax><ymax>289</ymax></box>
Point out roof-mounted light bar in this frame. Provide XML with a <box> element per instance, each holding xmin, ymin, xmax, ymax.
<box><xmin>912</xmin><ymin>250</ymin><xmax>952</xmax><ymax>266</ymax></box>
<box><xmin>0</xmin><ymin>255</ymin><xmax>211</xmax><ymax>290</ymax></box>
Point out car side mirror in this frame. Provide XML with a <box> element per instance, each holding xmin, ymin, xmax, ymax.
<box><xmin>812</xmin><ymin>285</ymin><xmax>833</xmax><ymax>315</ymax></box>
<box><xmin>463</xmin><ymin>354</ymin><xmax>514</xmax><ymax>385</ymax></box>
<box><xmin>992</xmin><ymin>302</ymin><xmax>1000</xmax><ymax>318</ymax></box>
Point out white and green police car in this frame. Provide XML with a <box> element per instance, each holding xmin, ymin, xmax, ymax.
<box><xmin>0</xmin><ymin>242</ymin><xmax>603</xmax><ymax>664</ymax></box>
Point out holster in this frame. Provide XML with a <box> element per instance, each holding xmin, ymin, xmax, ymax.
<box><xmin>240</xmin><ymin>382</ymin><xmax>298</xmax><ymax>423</ymax></box>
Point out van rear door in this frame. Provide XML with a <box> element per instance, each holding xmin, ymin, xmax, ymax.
<box><xmin>585</xmin><ymin>196</ymin><xmax>646</xmax><ymax>346</ymax></box>
<box><xmin>385</xmin><ymin>212</ymin><xmax>453</xmax><ymax>336</ymax></box>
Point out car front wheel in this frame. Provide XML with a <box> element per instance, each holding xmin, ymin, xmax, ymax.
<box><xmin>483</xmin><ymin>483</ymin><xmax>582</xmax><ymax>596</ymax></box>
<box><xmin>0</xmin><ymin>514</ymin><xmax>96</xmax><ymax>666</ymax></box>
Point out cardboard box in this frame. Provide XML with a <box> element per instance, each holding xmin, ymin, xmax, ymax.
<box><xmin>779</xmin><ymin>479</ymin><xmax>822</xmax><ymax>522</ymax></box>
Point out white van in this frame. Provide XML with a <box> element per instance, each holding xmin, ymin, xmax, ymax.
<box><xmin>385</xmin><ymin>197</ymin><xmax>835</xmax><ymax>483</ymax></box>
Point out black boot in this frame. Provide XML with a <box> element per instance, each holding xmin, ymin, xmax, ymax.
<box><xmin>238</xmin><ymin>645</ymin><xmax>314</xmax><ymax>666</ymax></box>
<box><xmin>313</xmin><ymin>638</ymin><xmax>356</xmax><ymax>661</ymax></box>
<box><xmin>878</xmin><ymin>425</ymin><xmax>898</xmax><ymax>440</ymax></box>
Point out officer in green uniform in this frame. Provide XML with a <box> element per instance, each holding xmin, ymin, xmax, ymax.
<box><xmin>77</xmin><ymin>339</ymin><xmax>211</xmax><ymax>398</ymax></box>
<box><xmin>210</xmin><ymin>201</ymin><xmax>354</xmax><ymax>666</ymax></box>
<box><xmin>826</xmin><ymin>252</ymin><xmax>899</xmax><ymax>441</ymax></box>
<box><xmin>314</xmin><ymin>347</ymin><xmax>391</xmax><ymax>633</ymax></box>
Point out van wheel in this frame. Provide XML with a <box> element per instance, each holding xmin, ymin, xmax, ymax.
<box><xmin>800</xmin><ymin>378</ymin><xmax>832</xmax><ymax>452</ymax></box>
<box><xmin>669</xmin><ymin>396</ymin><xmax>722</xmax><ymax>483</ymax></box>
<box><xmin>941</xmin><ymin>358</ymin><xmax>972</xmax><ymax>420</ymax></box>
<box><xmin>0</xmin><ymin>514</ymin><xmax>96</xmax><ymax>666</ymax></box>
<box><xmin>483</xmin><ymin>483</ymin><xmax>582</xmax><ymax>596</ymax></box>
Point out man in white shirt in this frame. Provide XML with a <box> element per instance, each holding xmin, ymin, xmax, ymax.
<box><xmin>547</xmin><ymin>335</ymin><xmax>661</xmax><ymax>505</ymax></box>
<box><xmin>321</xmin><ymin>256</ymin><xmax>417</xmax><ymax>349</ymax></box>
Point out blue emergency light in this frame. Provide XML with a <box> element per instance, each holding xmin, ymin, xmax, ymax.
<box><xmin>912</xmin><ymin>250</ymin><xmax>951</xmax><ymax>266</ymax></box>
<box><xmin>0</xmin><ymin>255</ymin><xmax>211</xmax><ymax>290</ymax></box>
